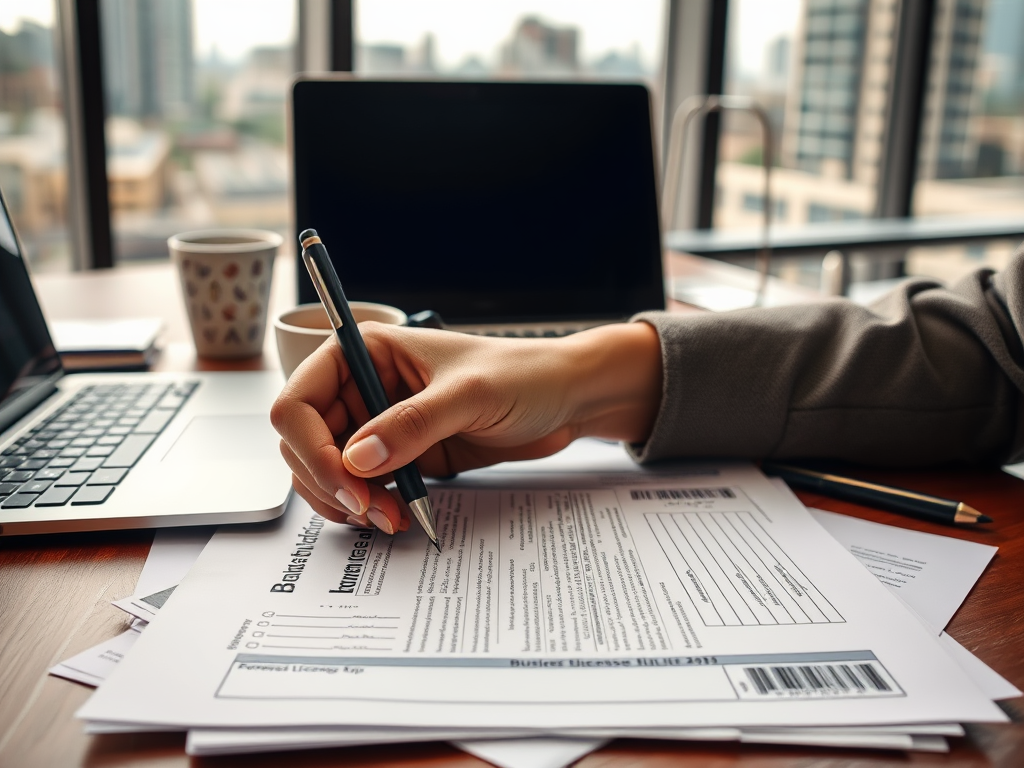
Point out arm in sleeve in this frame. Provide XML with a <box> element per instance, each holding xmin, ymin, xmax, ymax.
<box><xmin>628</xmin><ymin>245</ymin><xmax>1024</xmax><ymax>467</ymax></box>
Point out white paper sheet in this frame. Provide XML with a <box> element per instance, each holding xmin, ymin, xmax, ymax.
<box><xmin>78</xmin><ymin>459</ymin><xmax>1005</xmax><ymax>732</ymax></box>
<box><xmin>111</xmin><ymin>526</ymin><xmax>214</xmax><ymax>621</ymax></box>
<box><xmin>808</xmin><ymin>509</ymin><xmax>996</xmax><ymax>631</ymax></box>
<box><xmin>49</xmin><ymin>624</ymin><xmax>143</xmax><ymax>687</ymax></box>
<box><xmin>453</xmin><ymin>737</ymin><xmax>609</xmax><ymax>768</ymax></box>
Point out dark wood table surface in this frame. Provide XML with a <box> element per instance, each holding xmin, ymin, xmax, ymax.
<box><xmin>2</xmin><ymin>256</ymin><xmax>1022</xmax><ymax>767</ymax></box>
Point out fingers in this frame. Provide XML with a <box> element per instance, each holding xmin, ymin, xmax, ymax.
<box><xmin>271</xmin><ymin>342</ymin><xmax>371</xmax><ymax>512</ymax></box>
<box><xmin>342</xmin><ymin>374</ymin><xmax>501</xmax><ymax>478</ymax></box>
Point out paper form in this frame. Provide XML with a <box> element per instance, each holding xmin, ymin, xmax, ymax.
<box><xmin>808</xmin><ymin>509</ymin><xmax>996</xmax><ymax>631</ymax></box>
<box><xmin>78</xmin><ymin>461</ymin><xmax>1005</xmax><ymax>731</ymax></box>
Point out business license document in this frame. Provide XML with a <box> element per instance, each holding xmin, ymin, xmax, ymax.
<box><xmin>79</xmin><ymin>461</ymin><xmax>1004</xmax><ymax>730</ymax></box>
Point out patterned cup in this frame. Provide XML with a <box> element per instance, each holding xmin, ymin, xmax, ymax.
<box><xmin>168</xmin><ymin>230</ymin><xmax>283</xmax><ymax>359</ymax></box>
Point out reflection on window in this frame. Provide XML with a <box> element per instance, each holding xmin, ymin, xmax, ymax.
<box><xmin>0</xmin><ymin>2</ymin><xmax>72</xmax><ymax>272</ymax></box>
<box><xmin>100</xmin><ymin>0</ymin><xmax>295</xmax><ymax>263</ymax></box>
<box><xmin>355</xmin><ymin>1</ymin><xmax>665</xmax><ymax>84</ymax></box>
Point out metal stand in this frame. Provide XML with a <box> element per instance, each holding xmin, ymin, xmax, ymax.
<box><xmin>663</xmin><ymin>95</ymin><xmax>775</xmax><ymax>308</ymax></box>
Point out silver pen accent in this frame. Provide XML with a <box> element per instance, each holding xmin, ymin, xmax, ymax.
<box><xmin>409</xmin><ymin>497</ymin><xmax>440</xmax><ymax>553</ymax></box>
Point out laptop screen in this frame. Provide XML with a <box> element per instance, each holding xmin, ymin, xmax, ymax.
<box><xmin>293</xmin><ymin>80</ymin><xmax>664</xmax><ymax>324</ymax></box>
<box><xmin>0</xmin><ymin>190</ymin><xmax>62</xmax><ymax>432</ymax></box>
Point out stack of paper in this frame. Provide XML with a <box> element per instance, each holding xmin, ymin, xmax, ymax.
<box><xmin>59</xmin><ymin>441</ymin><xmax>1018</xmax><ymax>766</ymax></box>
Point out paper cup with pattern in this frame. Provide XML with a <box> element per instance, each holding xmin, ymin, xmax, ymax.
<box><xmin>274</xmin><ymin>302</ymin><xmax>408</xmax><ymax>379</ymax></box>
<box><xmin>169</xmin><ymin>230</ymin><xmax>283</xmax><ymax>359</ymax></box>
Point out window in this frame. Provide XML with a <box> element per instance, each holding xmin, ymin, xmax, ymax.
<box><xmin>714</xmin><ymin>0</ymin><xmax>893</xmax><ymax>234</ymax></box>
<box><xmin>354</xmin><ymin>1</ymin><xmax>666</xmax><ymax>86</ymax></box>
<box><xmin>0</xmin><ymin>1</ymin><xmax>73</xmax><ymax>272</ymax></box>
<box><xmin>99</xmin><ymin>0</ymin><xmax>297</xmax><ymax>263</ymax></box>
<box><xmin>908</xmin><ymin>0</ymin><xmax>1024</xmax><ymax>283</ymax></box>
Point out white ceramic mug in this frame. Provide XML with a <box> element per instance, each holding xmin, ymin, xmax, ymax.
<box><xmin>274</xmin><ymin>301</ymin><xmax>408</xmax><ymax>379</ymax></box>
<box><xmin>168</xmin><ymin>229</ymin><xmax>283</xmax><ymax>359</ymax></box>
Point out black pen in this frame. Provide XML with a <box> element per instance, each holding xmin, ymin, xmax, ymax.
<box><xmin>299</xmin><ymin>229</ymin><xmax>440</xmax><ymax>552</ymax></box>
<box><xmin>762</xmin><ymin>462</ymin><xmax>992</xmax><ymax>526</ymax></box>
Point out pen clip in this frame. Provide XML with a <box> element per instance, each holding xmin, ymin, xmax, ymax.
<box><xmin>301</xmin><ymin>250</ymin><xmax>344</xmax><ymax>330</ymax></box>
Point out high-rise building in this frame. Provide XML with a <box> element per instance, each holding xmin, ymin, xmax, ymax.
<box><xmin>781</xmin><ymin>0</ymin><xmax>987</xmax><ymax>186</ymax></box>
<box><xmin>500</xmin><ymin>17</ymin><xmax>579</xmax><ymax>74</ymax></box>
<box><xmin>100</xmin><ymin>0</ymin><xmax>195</xmax><ymax>120</ymax></box>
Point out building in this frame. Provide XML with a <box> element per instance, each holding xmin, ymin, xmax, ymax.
<box><xmin>101</xmin><ymin>0</ymin><xmax>195</xmax><ymax>120</ymax></box>
<box><xmin>781</xmin><ymin>0</ymin><xmax>987</xmax><ymax>188</ymax></box>
<box><xmin>500</xmin><ymin>17</ymin><xmax>579</xmax><ymax>75</ymax></box>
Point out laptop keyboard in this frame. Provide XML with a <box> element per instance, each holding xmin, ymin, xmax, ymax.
<box><xmin>0</xmin><ymin>382</ymin><xmax>198</xmax><ymax>510</ymax></box>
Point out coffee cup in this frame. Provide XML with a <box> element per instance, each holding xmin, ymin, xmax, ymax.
<box><xmin>274</xmin><ymin>301</ymin><xmax>408</xmax><ymax>379</ymax></box>
<box><xmin>169</xmin><ymin>229</ymin><xmax>283</xmax><ymax>359</ymax></box>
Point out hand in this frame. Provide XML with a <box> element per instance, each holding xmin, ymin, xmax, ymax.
<box><xmin>270</xmin><ymin>322</ymin><xmax>662</xmax><ymax>533</ymax></box>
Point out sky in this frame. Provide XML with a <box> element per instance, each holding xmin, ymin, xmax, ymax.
<box><xmin>0</xmin><ymin>0</ymin><xmax>801</xmax><ymax>76</ymax></box>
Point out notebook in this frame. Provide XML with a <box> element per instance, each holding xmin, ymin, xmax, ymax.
<box><xmin>0</xmin><ymin>185</ymin><xmax>291</xmax><ymax>536</ymax></box>
<box><xmin>292</xmin><ymin>78</ymin><xmax>665</xmax><ymax>335</ymax></box>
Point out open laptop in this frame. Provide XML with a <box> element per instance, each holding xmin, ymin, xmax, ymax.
<box><xmin>292</xmin><ymin>78</ymin><xmax>665</xmax><ymax>335</ymax></box>
<box><xmin>0</xmin><ymin>187</ymin><xmax>291</xmax><ymax>536</ymax></box>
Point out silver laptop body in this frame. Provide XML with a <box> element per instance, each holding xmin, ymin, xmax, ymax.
<box><xmin>0</xmin><ymin>190</ymin><xmax>290</xmax><ymax>536</ymax></box>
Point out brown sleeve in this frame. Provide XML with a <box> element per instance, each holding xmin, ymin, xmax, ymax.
<box><xmin>627</xmin><ymin>244</ymin><xmax>1024</xmax><ymax>467</ymax></box>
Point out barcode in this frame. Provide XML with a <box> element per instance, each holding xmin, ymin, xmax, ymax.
<box><xmin>630</xmin><ymin>487</ymin><xmax>735</xmax><ymax>501</ymax></box>
<box><xmin>743</xmin><ymin>662</ymin><xmax>892</xmax><ymax>696</ymax></box>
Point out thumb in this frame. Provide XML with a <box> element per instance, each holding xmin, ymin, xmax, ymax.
<box><xmin>341</xmin><ymin>381</ymin><xmax>484</xmax><ymax>477</ymax></box>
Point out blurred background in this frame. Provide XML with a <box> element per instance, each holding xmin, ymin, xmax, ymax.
<box><xmin>1</xmin><ymin>0</ymin><xmax>1021</xmax><ymax>291</ymax></box>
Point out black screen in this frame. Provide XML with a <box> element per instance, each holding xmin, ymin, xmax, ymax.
<box><xmin>293</xmin><ymin>80</ymin><xmax>664</xmax><ymax>323</ymax></box>
<box><xmin>0</xmin><ymin>191</ymin><xmax>62</xmax><ymax>432</ymax></box>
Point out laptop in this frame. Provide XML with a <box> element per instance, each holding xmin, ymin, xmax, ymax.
<box><xmin>291</xmin><ymin>78</ymin><xmax>665</xmax><ymax>335</ymax></box>
<box><xmin>0</xmin><ymin>188</ymin><xmax>292</xmax><ymax>536</ymax></box>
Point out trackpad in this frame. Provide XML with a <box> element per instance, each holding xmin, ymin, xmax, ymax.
<box><xmin>163</xmin><ymin>415</ymin><xmax>277</xmax><ymax>464</ymax></box>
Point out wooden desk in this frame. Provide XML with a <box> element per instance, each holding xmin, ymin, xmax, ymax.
<box><xmin>2</xmin><ymin>259</ymin><xmax>1023</xmax><ymax>767</ymax></box>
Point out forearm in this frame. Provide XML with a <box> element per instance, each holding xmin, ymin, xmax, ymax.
<box><xmin>629</xmin><ymin>250</ymin><xmax>1024</xmax><ymax>467</ymax></box>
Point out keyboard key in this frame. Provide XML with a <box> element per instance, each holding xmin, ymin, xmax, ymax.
<box><xmin>59</xmin><ymin>447</ymin><xmax>87</xmax><ymax>458</ymax></box>
<box><xmin>117</xmin><ymin>417</ymin><xmax>141</xmax><ymax>427</ymax></box>
<box><xmin>0</xmin><ymin>482</ymin><xmax>20</xmax><ymax>495</ymax></box>
<box><xmin>107</xmin><ymin>426</ymin><xmax>132</xmax><ymax>436</ymax></box>
<box><xmin>82</xmin><ymin>428</ymin><xmax>105</xmax><ymax>438</ymax></box>
<box><xmin>2</xmin><ymin>443</ymin><xmax>23</xmax><ymax>455</ymax></box>
<box><xmin>3</xmin><ymin>470</ymin><xmax>34</xmax><ymax>483</ymax></box>
<box><xmin>70</xmin><ymin>485</ymin><xmax>114</xmax><ymax>505</ymax></box>
<box><xmin>54</xmin><ymin>472</ymin><xmax>90</xmax><ymax>487</ymax></box>
<box><xmin>96</xmin><ymin>435</ymin><xmax>123</xmax><ymax>446</ymax></box>
<box><xmin>102</xmin><ymin>435</ymin><xmax>155</xmax><ymax>468</ymax></box>
<box><xmin>35</xmin><ymin>486</ymin><xmax>76</xmax><ymax>506</ymax></box>
<box><xmin>86</xmin><ymin>445</ymin><xmax>114</xmax><ymax>457</ymax></box>
<box><xmin>0</xmin><ymin>456</ymin><xmax>21</xmax><ymax>469</ymax></box>
<box><xmin>71</xmin><ymin>437</ymin><xmax>96</xmax><ymax>447</ymax></box>
<box><xmin>17</xmin><ymin>458</ymin><xmax>49</xmax><ymax>471</ymax></box>
<box><xmin>29</xmin><ymin>449</ymin><xmax>58</xmax><ymax>459</ymax></box>
<box><xmin>34</xmin><ymin>467</ymin><xmax>65</xmax><ymax>480</ymax></box>
<box><xmin>92</xmin><ymin>419</ymin><xmax>115</xmax><ymax>428</ymax></box>
<box><xmin>23</xmin><ymin>439</ymin><xmax>45</xmax><ymax>450</ymax></box>
<box><xmin>46</xmin><ymin>440</ymin><xmax>71</xmax><ymax>449</ymax></box>
<box><xmin>87</xmin><ymin>468</ymin><xmax>127</xmax><ymax>485</ymax></box>
<box><xmin>47</xmin><ymin>457</ymin><xmax>76</xmax><ymax>468</ymax></box>
<box><xmin>20</xmin><ymin>480</ymin><xmax>52</xmax><ymax>494</ymax></box>
<box><xmin>134</xmin><ymin>409</ymin><xmax>175</xmax><ymax>434</ymax></box>
<box><xmin>70</xmin><ymin>457</ymin><xmax>104</xmax><ymax>472</ymax></box>
<box><xmin>157</xmin><ymin>393</ymin><xmax>187</xmax><ymax>410</ymax></box>
<box><xmin>1</xmin><ymin>493</ymin><xmax>39</xmax><ymax>508</ymax></box>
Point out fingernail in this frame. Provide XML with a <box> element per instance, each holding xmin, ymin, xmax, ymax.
<box><xmin>335</xmin><ymin>488</ymin><xmax>360</xmax><ymax>514</ymax></box>
<box><xmin>346</xmin><ymin>514</ymin><xmax>371</xmax><ymax>528</ymax></box>
<box><xmin>346</xmin><ymin>435</ymin><xmax>389</xmax><ymax>472</ymax></box>
<box><xmin>366</xmin><ymin>507</ymin><xmax>394</xmax><ymax>535</ymax></box>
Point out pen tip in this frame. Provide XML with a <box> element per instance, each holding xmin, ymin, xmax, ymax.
<box><xmin>433</xmin><ymin>538</ymin><xmax>442</xmax><ymax>554</ymax></box>
<box><xmin>977</xmin><ymin>514</ymin><xmax>993</xmax><ymax>524</ymax></box>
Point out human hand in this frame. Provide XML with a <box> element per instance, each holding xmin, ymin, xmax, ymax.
<box><xmin>270</xmin><ymin>322</ymin><xmax>662</xmax><ymax>533</ymax></box>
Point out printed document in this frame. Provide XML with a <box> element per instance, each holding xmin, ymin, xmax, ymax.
<box><xmin>79</xmin><ymin>461</ymin><xmax>1005</xmax><ymax>730</ymax></box>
